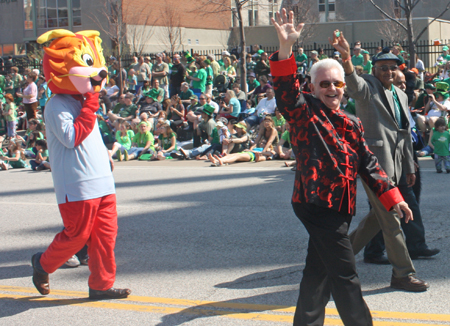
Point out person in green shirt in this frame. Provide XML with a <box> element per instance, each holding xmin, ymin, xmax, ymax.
<box><xmin>108</xmin><ymin>94</ymin><xmax>137</xmax><ymax>129</ymax></box>
<box><xmin>10</xmin><ymin>67</ymin><xmax>23</xmax><ymax>94</ymax></box>
<box><xmin>29</xmin><ymin>139</ymin><xmax>51</xmax><ymax>171</ymax></box>
<box><xmin>430</xmin><ymin>118</ymin><xmax>450</xmax><ymax>173</ymax></box>
<box><xmin>272</xmin><ymin>107</ymin><xmax>286</xmax><ymax>137</ymax></box>
<box><xmin>276</xmin><ymin>122</ymin><xmax>294</xmax><ymax>161</ymax></box>
<box><xmin>4</xmin><ymin>74</ymin><xmax>15</xmax><ymax>96</ymax></box>
<box><xmin>152</xmin><ymin>79</ymin><xmax>165</xmax><ymax>103</ymax></box>
<box><xmin>155</xmin><ymin>122</ymin><xmax>178</xmax><ymax>160</ymax></box>
<box><xmin>318</xmin><ymin>48</ymin><xmax>328</xmax><ymax>60</ymax></box>
<box><xmin>125</xmin><ymin>122</ymin><xmax>155</xmax><ymax>161</ymax></box>
<box><xmin>2</xmin><ymin>94</ymin><xmax>17</xmax><ymax>138</ymax></box>
<box><xmin>247</xmin><ymin>72</ymin><xmax>260</xmax><ymax>96</ymax></box>
<box><xmin>361</xmin><ymin>50</ymin><xmax>373</xmax><ymax>74</ymax></box>
<box><xmin>295</xmin><ymin>47</ymin><xmax>308</xmax><ymax>74</ymax></box>
<box><xmin>246</xmin><ymin>53</ymin><xmax>257</xmax><ymax>73</ymax></box>
<box><xmin>391</xmin><ymin>46</ymin><xmax>405</xmax><ymax>64</ymax></box>
<box><xmin>351</xmin><ymin>47</ymin><xmax>364</xmax><ymax>67</ymax></box>
<box><xmin>0</xmin><ymin>74</ymin><xmax>5</xmax><ymax>93</ymax></box>
<box><xmin>204</xmin><ymin>59</ymin><xmax>214</xmax><ymax>95</ymax></box>
<box><xmin>110</xmin><ymin>120</ymin><xmax>135</xmax><ymax>161</ymax></box>
<box><xmin>255</xmin><ymin>52</ymin><xmax>271</xmax><ymax>79</ymax></box>
<box><xmin>187</xmin><ymin>60</ymin><xmax>207</xmax><ymax>93</ymax></box>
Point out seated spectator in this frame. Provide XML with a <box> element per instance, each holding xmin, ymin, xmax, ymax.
<box><xmin>111</xmin><ymin>94</ymin><xmax>126</xmax><ymax>114</ymax></box>
<box><xmin>272</xmin><ymin>107</ymin><xmax>286</xmax><ymax>137</ymax></box>
<box><xmin>251</xmin><ymin>75</ymin><xmax>272</xmax><ymax>102</ymax></box>
<box><xmin>205</xmin><ymin>93</ymin><xmax>219</xmax><ymax>114</ymax></box>
<box><xmin>185</xmin><ymin>95</ymin><xmax>202</xmax><ymax>130</ymax></box>
<box><xmin>221</xmin><ymin>122</ymin><xmax>250</xmax><ymax>155</ymax></box>
<box><xmin>124</xmin><ymin>122</ymin><xmax>155</xmax><ymax>161</ymax></box>
<box><xmin>276</xmin><ymin>122</ymin><xmax>294</xmax><ymax>161</ymax></box>
<box><xmin>99</xmin><ymin>89</ymin><xmax>112</xmax><ymax>113</ymax></box>
<box><xmin>1</xmin><ymin>139</ymin><xmax>29</xmax><ymax>170</ymax></box>
<box><xmin>417</xmin><ymin>82</ymin><xmax>450</xmax><ymax>133</ymax></box>
<box><xmin>155</xmin><ymin>122</ymin><xmax>178</xmax><ymax>160</ymax></box>
<box><xmin>222</xmin><ymin>57</ymin><xmax>236</xmax><ymax>81</ymax></box>
<box><xmin>179</xmin><ymin>82</ymin><xmax>194</xmax><ymax>106</ymax></box>
<box><xmin>166</xmin><ymin>94</ymin><xmax>185</xmax><ymax>131</ymax></box>
<box><xmin>152</xmin><ymin>79</ymin><xmax>165</xmax><ymax>103</ymax></box>
<box><xmin>180</xmin><ymin>105</ymin><xmax>217</xmax><ymax>158</ymax></box>
<box><xmin>110</xmin><ymin>120</ymin><xmax>135</xmax><ymax>161</ymax></box>
<box><xmin>139</xmin><ymin>89</ymin><xmax>163</xmax><ymax>117</ymax></box>
<box><xmin>107</xmin><ymin>93</ymin><xmax>138</xmax><ymax>128</ymax></box>
<box><xmin>97</xmin><ymin>114</ymin><xmax>114</xmax><ymax>144</ymax></box>
<box><xmin>232</xmin><ymin>83</ymin><xmax>246</xmax><ymax>101</ymax></box>
<box><xmin>245</xmin><ymin>88</ymin><xmax>277</xmax><ymax>129</ymax></box>
<box><xmin>105</xmin><ymin>76</ymin><xmax>119</xmax><ymax>99</ymax></box>
<box><xmin>251</xmin><ymin>115</ymin><xmax>279</xmax><ymax>157</ymax></box>
<box><xmin>247</xmin><ymin>72</ymin><xmax>260</xmax><ymax>97</ymax></box>
<box><xmin>29</xmin><ymin>139</ymin><xmax>51</xmax><ymax>171</ymax></box>
<box><xmin>218</xmin><ymin>90</ymin><xmax>241</xmax><ymax>120</ymax></box>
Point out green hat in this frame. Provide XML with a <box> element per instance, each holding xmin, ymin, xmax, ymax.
<box><xmin>146</xmin><ymin>88</ymin><xmax>159</xmax><ymax>101</ymax></box>
<box><xmin>434</xmin><ymin>81</ymin><xmax>450</xmax><ymax>100</ymax></box>
<box><xmin>425</xmin><ymin>83</ymin><xmax>436</xmax><ymax>90</ymax></box>
<box><xmin>234</xmin><ymin>122</ymin><xmax>247</xmax><ymax>130</ymax></box>
<box><xmin>361</xmin><ymin>50</ymin><xmax>370</xmax><ymax>55</ymax></box>
<box><xmin>189</xmin><ymin>94</ymin><xmax>198</xmax><ymax>100</ymax></box>
<box><xmin>257</xmin><ymin>49</ymin><xmax>264</xmax><ymax>55</ymax></box>
<box><xmin>199</xmin><ymin>104</ymin><xmax>214</xmax><ymax>116</ymax></box>
<box><xmin>204</xmin><ymin>59</ymin><xmax>211</xmax><ymax>65</ymax></box>
<box><xmin>443</xmin><ymin>46</ymin><xmax>449</xmax><ymax>51</ymax></box>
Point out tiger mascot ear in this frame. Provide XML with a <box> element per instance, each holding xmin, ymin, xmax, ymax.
<box><xmin>38</xmin><ymin>29</ymin><xmax>108</xmax><ymax>95</ymax></box>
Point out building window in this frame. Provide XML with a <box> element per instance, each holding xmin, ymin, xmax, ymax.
<box><xmin>318</xmin><ymin>0</ymin><xmax>335</xmax><ymax>12</ymax></box>
<box><xmin>247</xmin><ymin>0</ymin><xmax>258</xmax><ymax>26</ymax></box>
<box><xmin>73</xmin><ymin>0</ymin><xmax>82</xmax><ymax>26</ymax></box>
<box><xmin>37</xmin><ymin>0</ymin><xmax>71</xmax><ymax>28</ymax></box>
<box><xmin>394</xmin><ymin>0</ymin><xmax>401</xmax><ymax>18</ymax></box>
<box><xmin>268</xmin><ymin>0</ymin><xmax>278</xmax><ymax>25</ymax></box>
<box><xmin>2</xmin><ymin>44</ymin><xmax>14</xmax><ymax>56</ymax></box>
<box><xmin>24</xmin><ymin>0</ymin><xmax>34</xmax><ymax>30</ymax></box>
<box><xmin>231</xmin><ymin>9</ymin><xmax>237</xmax><ymax>28</ymax></box>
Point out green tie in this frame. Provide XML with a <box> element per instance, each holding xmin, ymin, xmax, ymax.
<box><xmin>391</xmin><ymin>85</ymin><xmax>402</xmax><ymax>129</ymax></box>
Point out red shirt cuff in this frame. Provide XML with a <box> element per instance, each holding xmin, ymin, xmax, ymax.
<box><xmin>378</xmin><ymin>187</ymin><xmax>404</xmax><ymax>212</ymax></box>
<box><xmin>269</xmin><ymin>51</ymin><xmax>297</xmax><ymax>77</ymax></box>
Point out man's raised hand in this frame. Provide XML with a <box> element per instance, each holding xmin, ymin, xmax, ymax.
<box><xmin>271</xmin><ymin>8</ymin><xmax>304</xmax><ymax>60</ymax></box>
<box><xmin>329</xmin><ymin>30</ymin><xmax>351</xmax><ymax>61</ymax></box>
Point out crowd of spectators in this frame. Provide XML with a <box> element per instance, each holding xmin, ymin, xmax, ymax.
<box><xmin>1</xmin><ymin>42</ymin><xmax>450</xmax><ymax>170</ymax></box>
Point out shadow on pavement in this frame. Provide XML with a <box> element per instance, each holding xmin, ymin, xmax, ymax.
<box><xmin>0</xmin><ymin>264</ymin><xmax>31</xmax><ymax>280</ymax></box>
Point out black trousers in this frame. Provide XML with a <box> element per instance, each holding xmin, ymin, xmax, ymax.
<box><xmin>292</xmin><ymin>203</ymin><xmax>372</xmax><ymax>326</ymax></box>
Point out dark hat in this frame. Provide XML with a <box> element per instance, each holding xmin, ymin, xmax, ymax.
<box><xmin>248</xmin><ymin>72</ymin><xmax>256</xmax><ymax>78</ymax></box>
<box><xmin>372</xmin><ymin>47</ymin><xmax>401</xmax><ymax>65</ymax></box>
<box><xmin>425</xmin><ymin>83</ymin><xmax>436</xmax><ymax>90</ymax></box>
<box><xmin>189</xmin><ymin>94</ymin><xmax>198</xmax><ymax>100</ymax></box>
<box><xmin>199</xmin><ymin>104</ymin><xmax>214</xmax><ymax>116</ymax></box>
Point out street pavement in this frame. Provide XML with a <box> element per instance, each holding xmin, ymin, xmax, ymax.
<box><xmin>0</xmin><ymin>157</ymin><xmax>449</xmax><ymax>325</ymax></box>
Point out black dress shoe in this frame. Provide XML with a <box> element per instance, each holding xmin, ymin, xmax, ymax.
<box><xmin>31</xmin><ymin>253</ymin><xmax>50</xmax><ymax>295</ymax></box>
<box><xmin>409</xmin><ymin>248</ymin><xmax>440</xmax><ymax>260</ymax></box>
<box><xmin>391</xmin><ymin>275</ymin><xmax>429</xmax><ymax>292</ymax></box>
<box><xmin>363</xmin><ymin>255</ymin><xmax>390</xmax><ymax>265</ymax></box>
<box><xmin>89</xmin><ymin>287</ymin><xmax>131</xmax><ymax>300</ymax></box>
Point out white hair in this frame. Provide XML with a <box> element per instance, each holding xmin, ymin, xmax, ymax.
<box><xmin>310</xmin><ymin>59</ymin><xmax>345</xmax><ymax>84</ymax></box>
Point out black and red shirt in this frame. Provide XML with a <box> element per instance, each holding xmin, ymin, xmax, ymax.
<box><xmin>270</xmin><ymin>52</ymin><xmax>403</xmax><ymax>215</ymax></box>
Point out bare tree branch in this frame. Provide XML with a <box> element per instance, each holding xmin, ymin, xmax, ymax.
<box><xmin>414</xmin><ymin>1</ymin><xmax>450</xmax><ymax>42</ymax></box>
<box><xmin>368</xmin><ymin>0</ymin><xmax>408</xmax><ymax>31</ymax></box>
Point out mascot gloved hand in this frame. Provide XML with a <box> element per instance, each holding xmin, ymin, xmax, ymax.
<box><xmin>31</xmin><ymin>29</ymin><xmax>131</xmax><ymax>300</ymax></box>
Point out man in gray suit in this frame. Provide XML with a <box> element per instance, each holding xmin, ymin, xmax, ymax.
<box><xmin>331</xmin><ymin>32</ymin><xmax>429</xmax><ymax>292</ymax></box>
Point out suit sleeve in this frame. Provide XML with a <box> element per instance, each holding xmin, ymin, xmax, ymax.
<box><xmin>269</xmin><ymin>52</ymin><xmax>305</xmax><ymax>125</ymax></box>
<box><xmin>355</xmin><ymin>120</ymin><xmax>404</xmax><ymax>211</ymax></box>
<box><xmin>344</xmin><ymin>70</ymin><xmax>371</xmax><ymax>102</ymax></box>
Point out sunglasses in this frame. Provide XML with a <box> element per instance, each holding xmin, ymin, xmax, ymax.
<box><xmin>375</xmin><ymin>65</ymin><xmax>398</xmax><ymax>72</ymax></box>
<box><xmin>319</xmin><ymin>81</ymin><xmax>345</xmax><ymax>89</ymax></box>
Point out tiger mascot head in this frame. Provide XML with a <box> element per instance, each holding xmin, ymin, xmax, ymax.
<box><xmin>37</xmin><ymin>29</ymin><xmax>108</xmax><ymax>95</ymax></box>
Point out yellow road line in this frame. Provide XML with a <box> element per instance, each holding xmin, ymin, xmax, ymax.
<box><xmin>0</xmin><ymin>286</ymin><xmax>449</xmax><ymax>325</ymax></box>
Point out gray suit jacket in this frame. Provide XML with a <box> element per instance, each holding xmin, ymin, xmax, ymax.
<box><xmin>345</xmin><ymin>71</ymin><xmax>414</xmax><ymax>185</ymax></box>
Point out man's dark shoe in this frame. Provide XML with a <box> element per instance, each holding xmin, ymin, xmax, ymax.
<box><xmin>363</xmin><ymin>255</ymin><xmax>390</xmax><ymax>265</ymax></box>
<box><xmin>31</xmin><ymin>253</ymin><xmax>50</xmax><ymax>295</ymax></box>
<box><xmin>89</xmin><ymin>287</ymin><xmax>131</xmax><ymax>300</ymax></box>
<box><xmin>410</xmin><ymin>248</ymin><xmax>440</xmax><ymax>260</ymax></box>
<box><xmin>391</xmin><ymin>275</ymin><xmax>429</xmax><ymax>292</ymax></box>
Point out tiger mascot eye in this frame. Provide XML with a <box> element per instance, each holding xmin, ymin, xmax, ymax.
<box><xmin>37</xmin><ymin>29</ymin><xmax>108</xmax><ymax>95</ymax></box>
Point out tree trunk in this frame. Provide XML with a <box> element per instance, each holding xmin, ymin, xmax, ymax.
<box><xmin>405</xmin><ymin>1</ymin><xmax>416</xmax><ymax>69</ymax></box>
<box><xmin>236</xmin><ymin>1</ymin><xmax>247</xmax><ymax>96</ymax></box>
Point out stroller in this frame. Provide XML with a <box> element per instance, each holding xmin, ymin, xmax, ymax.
<box><xmin>212</xmin><ymin>74</ymin><xmax>231</xmax><ymax>98</ymax></box>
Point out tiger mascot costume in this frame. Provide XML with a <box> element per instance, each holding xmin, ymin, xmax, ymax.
<box><xmin>31</xmin><ymin>29</ymin><xmax>130</xmax><ymax>300</ymax></box>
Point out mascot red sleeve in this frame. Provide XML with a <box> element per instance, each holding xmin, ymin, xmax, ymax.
<box><xmin>31</xmin><ymin>29</ymin><xmax>130</xmax><ymax>300</ymax></box>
